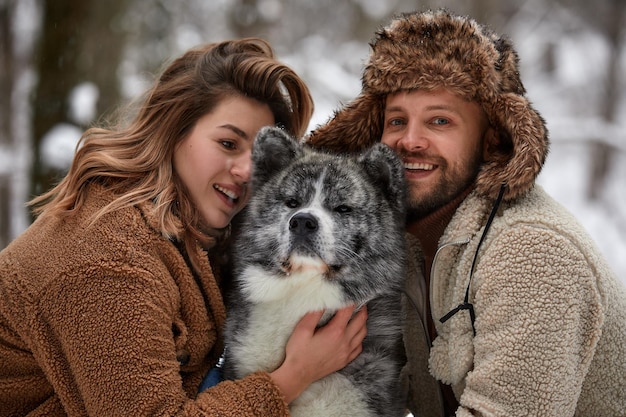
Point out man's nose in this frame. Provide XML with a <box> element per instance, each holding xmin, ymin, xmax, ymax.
<box><xmin>398</xmin><ymin>122</ymin><xmax>429</xmax><ymax>152</ymax></box>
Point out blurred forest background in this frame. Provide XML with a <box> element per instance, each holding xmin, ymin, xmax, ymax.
<box><xmin>1</xmin><ymin>0</ymin><xmax>625</xmax><ymax>281</ymax></box>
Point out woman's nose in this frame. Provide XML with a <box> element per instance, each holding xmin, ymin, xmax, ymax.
<box><xmin>232</xmin><ymin>151</ymin><xmax>251</xmax><ymax>183</ymax></box>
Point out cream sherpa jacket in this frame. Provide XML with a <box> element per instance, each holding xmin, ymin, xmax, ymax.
<box><xmin>0</xmin><ymin>184</ymin><xmax>290</xmax><ymax>416</ymax></box>
<box><xmin>305</xmin><ymin>10</ymin><xmax>626</xmax><ymax>416</ymax></box>
<box><xmin>401</xmin><ymin>185</ymin><xmax>626</xmax><ymax>417</ymax></box>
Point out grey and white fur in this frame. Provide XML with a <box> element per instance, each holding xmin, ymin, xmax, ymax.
<box><xmin>223</xmin><ymin>126</ymin><xmax>407</xmax><ymax>417</ymax></box>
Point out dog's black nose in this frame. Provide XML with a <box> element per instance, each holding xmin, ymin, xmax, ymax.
<box><xmin>289</xmin><ymin>213</ymin><xmax>318</xmax><ymax>236</ymax></box>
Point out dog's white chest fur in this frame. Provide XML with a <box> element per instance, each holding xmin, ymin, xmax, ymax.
<box><xmin>231</xmin><ymin>264</ymin><xmax>344</xmax><ymax>374</ymax></box>
<box><xmin>229</xmin><ymin>265</ymin><xmax>373</xmax><ymax>417</ymax></box>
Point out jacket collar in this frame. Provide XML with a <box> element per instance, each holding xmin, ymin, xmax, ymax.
<box><xmin>407</xmin><ymin>185</ymin><xmax>474</xmax><ymax>260</ymax></box>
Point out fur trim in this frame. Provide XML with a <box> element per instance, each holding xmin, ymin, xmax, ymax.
<box><xmin>308</xmin><ymin>9</ymin><xmax>549</xmax><ymax>201</ymax></box>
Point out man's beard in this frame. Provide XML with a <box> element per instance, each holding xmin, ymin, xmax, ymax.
<box><xmin>405</xmin><ymin>152</ymin><xmax>482</xmax><ymax>222</ymax></box>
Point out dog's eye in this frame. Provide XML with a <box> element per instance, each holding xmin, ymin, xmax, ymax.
<box><xmin>285</xmin><ymin>198</ymin><xmax>300</xmax><ymax>208</ymax></box>
<box><xmin>334</xmin><ymin>205</ymin><xmax>352</xmax><ymax>214</ymax></box>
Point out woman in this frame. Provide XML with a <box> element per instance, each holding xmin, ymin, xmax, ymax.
<box><xmin>0</xmin><ymin>38</ymin><xmax>367</xmax><ymax>416</ymax></box>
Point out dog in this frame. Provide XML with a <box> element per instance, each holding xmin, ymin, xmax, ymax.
<box><xmin>222</xmin><ymin>126</ymin><xmax>407</xmax><ymax>417</ymax></box>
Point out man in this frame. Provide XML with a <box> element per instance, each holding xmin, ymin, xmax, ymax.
<box><xmin>308</xmin><ymin>9</ymin><xmax>626</xmax><ymax>417</ymax></box>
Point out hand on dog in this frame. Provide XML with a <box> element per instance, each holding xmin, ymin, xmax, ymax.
<box><xmin>269</xmin><ymin>305</ymin><xmax>368</xmax><ymax>403</ymax></box>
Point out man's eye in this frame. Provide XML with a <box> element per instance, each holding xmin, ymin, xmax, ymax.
<box><xmin>432</xmin><ymin>117</ymin><xmax>449</xmax><ymax>125</ymax></box>
<box><xmin>388</xmin><ymin>118</ymin><xmax>405</xmax><ymax>126</ymax></box>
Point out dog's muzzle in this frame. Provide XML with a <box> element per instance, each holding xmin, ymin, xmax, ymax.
<box><xmin>289</xmin><ymin>212</ymin><xmax>318</xmax><ymax>237</ymax></box>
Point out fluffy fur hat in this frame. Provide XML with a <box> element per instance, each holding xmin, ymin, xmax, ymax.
<box><xmin>308</xmin><ymin>9</ymin><xmax>549</xmax><ymax>201</ymax></box>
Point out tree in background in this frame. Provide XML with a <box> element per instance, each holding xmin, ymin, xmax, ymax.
<box><xmin>583</xmin><ymin>0</ymin><xmax>624</xmax><ymax>200</ymax></box>
<box><xmin>0</xmin><ymin>0</ymin><xmax>38</xmax><ymax>248</ymax></box>
<box><xmin>1</xmin><ymin>0</ymin><xmax>624</xmax><ymax>253</ymax></box>
<box><xmin>0</xmin><ymin>2</ymin><xmax>14</xmax><ymax>248</ymax></box>
<box><xmin>31</xmin><ymin>0</ymin><xmax>129</xmax><ymax>202</ymax></box>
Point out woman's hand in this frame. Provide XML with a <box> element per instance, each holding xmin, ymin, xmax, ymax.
<box><xmin>269</xmin><ymin>305</ymin><xmax>368</xmax><ymax>403</ymax></box>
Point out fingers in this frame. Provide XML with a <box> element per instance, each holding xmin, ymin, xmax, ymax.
<box><xmin>295</xmin><ymin>309</ymin><xmax>325</xmax><ymax>334</ymax></box>
<box><xmin>347</xmin><ymin>339</ymin><xmax>364</xmax><ymax>363</ymax></box>
<box><xmin>296</xmin><ymin>304</ymin><xmax>368</xmax><ymax>353</ymax></box>
<box><xmin>326</xmin><ymin>304</ymin><xmax>367</xmax><ymax>328</ymax></box>
<box><xmin>331</xmin><ymin>304</ymin><xmax>357</xmax><ymax>326</ymax></box>
<box><xmin>349</xmin><ymin>305</ymin><xmax>368</xmax><ymax>329</ymax></box>
<box><xmin>277</xmin><ymin>303</ymin><xmax>369</xmax><ymax>398</ymax></box>
<box><xmin>298</xmin><ymin>304</ymin><xmax>367</xmax><ymax>333</ymax></box>
<box><xmin>318</xmin><ymin>305</ymin><xmax>368</xmax><ymax>363</ymax></box>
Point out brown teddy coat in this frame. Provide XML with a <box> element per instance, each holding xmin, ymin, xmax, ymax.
<box><xmin>0</xmin><ymin>184</ymin><xmax>290</xmax><ymax>416</ymax></box>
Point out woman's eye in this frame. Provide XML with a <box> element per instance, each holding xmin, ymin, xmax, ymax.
<box><xmin>334</xmin><ymin>205</ymin><xmax>352</xmax><ymax>214</ymax></box>
<box><xmin>285</xmin><ymin>198</ymin><xmax>300</xmax><ymax>208</ymax></box>
<box><xmin>220</xmin><ymin>140</ymin><xmax>236</xmax><ymax>150</ymax></box>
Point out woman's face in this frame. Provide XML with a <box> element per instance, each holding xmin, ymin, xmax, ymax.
<box><xmin>174</xmin><ymin>95</ymin><xmax>275</xmax><ymax>229</ymax></box>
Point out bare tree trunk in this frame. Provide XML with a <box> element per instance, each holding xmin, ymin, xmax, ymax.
<box><xmin>587</xmin><ymin>0</ymin><xmax>624</xmax><ymax>200</ymax></box>
<box><xmin>31</xmin><ymin>0</ymin><xmax>90</xmax><ymax>198</ymax></box>
<box><xmin>0</xmin><ymin>0</ymin><xmax>38</xmax><ymax>249</ymax></box>
<box><xmin>0</xmin><ymin>3</ymin><xmax>13</xmax><ymax>248</ymax></box>
<box><xmin>31</xmin><ymin>0</ymin><xmax>129</xmax><ymax>207</ymax></box>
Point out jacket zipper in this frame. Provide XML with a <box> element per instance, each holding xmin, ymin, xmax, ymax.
<box><xmin>430</xmin><ymin>237</ymin><xmax>471</xmax><ymax>325</ymax></box>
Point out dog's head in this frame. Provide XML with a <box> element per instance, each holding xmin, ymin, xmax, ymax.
<box><xmin>235</xmin><ymin>126</ymin><xmax>406</xmax><ymax>306</ymax></box>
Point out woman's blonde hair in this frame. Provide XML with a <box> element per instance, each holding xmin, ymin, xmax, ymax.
<box><xmin>29</xmin><ymin>38</ymin><xmax>313</xmax><ymax>271</ymax></box>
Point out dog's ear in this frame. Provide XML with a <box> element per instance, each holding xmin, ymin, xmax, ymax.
<box><xmin>357</xmin><ymin>143</ymin><xmax>407</xmax><ymax>216</ymax></box>
<box><xmin>252</xmin><ymin>126</ymin><xmax>304</xmax><ymax>187</ymax></box>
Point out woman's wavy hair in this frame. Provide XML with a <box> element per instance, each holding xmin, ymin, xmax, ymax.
<box><xmin>29</xmin><ymin>38</ymin><xmax>313</xmax><ymax>272</ymax></box>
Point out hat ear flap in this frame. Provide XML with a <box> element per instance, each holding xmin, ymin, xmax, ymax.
<box><xmin>307</xmin><ymin>93</ymin><xmax>384</xmax><ymax>154</ymax></box>
<box><xmin>478</xmin><ymin>93</ymin><xmax>549</xmax><ymax>200</ymax></box>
